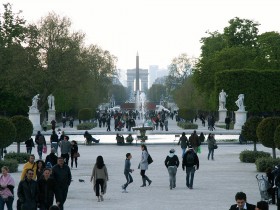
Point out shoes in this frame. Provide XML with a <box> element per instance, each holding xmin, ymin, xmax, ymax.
<box><xmin>100</xmin><ymin>194</ymin><xmax>104</xmax><ymax>201</ymax></box>
<box><xmin>148</xmin><ymin>180</ymin><xmax>152</xmax><ymax>186</ymax></box>
<box><xmin>97</xmin><ymin>197</ymin><xmax>100</xmax><ymax>202</ymax></box>
<box><xmin>189</xmin><ymin>187</ymin><xmax>193</xmax><ymax>189</ymax></box>
<box><xmin>122</xmin><ymin>189</ymin><xmax>128</xmax><ymax>193</ymax></box>
<box><xmin>121</xmin><ymin>185</ymin><xmax>125</xmax><ymax>190</ymax></box>
<box><xmin>140</xmin><ymin>184</ymin><xmax>146</xmax><ymax>187</ymax></box>
<box><xmin>170</xmin><ymin>186</ymin><xmax>172</xmax><ymax>190</ymax></box>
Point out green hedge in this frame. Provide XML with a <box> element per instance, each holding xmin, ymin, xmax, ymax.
<box><xmin>239</xmin><ymin>150</ymin><xmax>271</xmax><ymax>163</ymax></box>
<box><xmin>5</xmin><ymin>152</ymin><xmax>30</xmax><ymax>164</ymax></box>
<box><xmin>78</xmin><ymin>108</ymin><xmax>92</xmax><ymax>121</ymax></box>
<box><xmin>77</xmin><ymin>122</ymin><xmax>97</xmax><ymax>130</ymax></box>
<box><xmin>255</xmin><ymin>157</ymin><xmax>280</xmax><ymax>172</ymax></box>
<box><xmin>0</xmin><ymin>159</ymin><xmax>18</xmax><ymax>173</ymax></box>
<box><xmin>177</xmin><ymin>122</ymin><xmax>198</xmax><ymax>129</ymax></box>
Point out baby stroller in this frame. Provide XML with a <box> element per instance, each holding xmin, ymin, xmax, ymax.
<box><xmin>256</xmin><ymin>174</ymin><xmax>272</xmax><ymax>202</ymax></box>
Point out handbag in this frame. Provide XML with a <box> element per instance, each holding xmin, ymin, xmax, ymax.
<box><xmin>73</xmin><ymin>152</ymin><xmax>80</xmax><ymax>158</ymax></box>
<box><xmin>147</xmin><ymin>154</ymin><xmax>153</xmax><ymax>164</ymax></box>
<box><xmin>42</xmin><ymin>145</ymin><xmax>47</xmax><ymax>154</ymax></box>
<box><xmin>213</xmin><ymin>144</ymin><xmax>218</xmax><ymax>149</ymax></box>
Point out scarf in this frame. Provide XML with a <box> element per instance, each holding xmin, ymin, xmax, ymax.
<box><xmin>0</xmin><ymin>174</ymin><xmax>15</xmax><ymax>198</ymax></box>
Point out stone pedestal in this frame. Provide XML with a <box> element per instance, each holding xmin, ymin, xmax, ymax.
<box><xmin>28</xmin><ymin>108</ymin><xmax>41</xmax><ymax>131</ymax></box>
<box><xmin>234</xmin><ymin>110</ymin><xmax>247</xmax><ymax>130</ymax></box>
<box><xmin>48</xmin><ymin>109</ymin><xmax>56</xmax><ymax>124</ymax></box>
<box><xmin>217</xmin><ymin>109</ymin><xmax>227</xmax><ymax>125</ymax></box>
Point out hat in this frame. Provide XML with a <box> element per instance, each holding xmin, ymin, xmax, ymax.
<box><xmin>169</xmin><ymin>149</ymin><xmax>175</xmax><ymax>153</ymax></box>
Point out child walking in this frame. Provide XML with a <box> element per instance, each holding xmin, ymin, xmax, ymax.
<box><xmin>122</xmin><ymin>153</ymin><xmax>134</xmax><ymax>193</ymax></box>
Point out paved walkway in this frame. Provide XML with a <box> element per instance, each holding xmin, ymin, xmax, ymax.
<box><xmin>9</xmin><ymin>143</ymin><xmax>278</xmax><ymax>210</ymax></box>
<box><xmin>16</xmin><ymin>117</ymin><xmax>277</xmax><ymax>209</ymax></box>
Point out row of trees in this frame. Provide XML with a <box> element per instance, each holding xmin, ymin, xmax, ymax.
<box><xmin>0</xmin><ymin>3</ymin><xmax>118</xmax><ymax>117</ymax></box>
<box><xmin>162</xmin><ymin>17</ymin><xmax>280</xmax><ymax>114</ymax></box>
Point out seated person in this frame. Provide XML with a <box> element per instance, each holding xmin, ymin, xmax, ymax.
<box><xmin>84</xmin><ymin>131</ymin><xmax>100</xmax><ymax>144</ymax></box>
<box><xmin>125</xmin><ymin>134</ymin><xmax>134</xmax><ymax>143</ymax></box>
<box><xmin>116</xmin><ymin>133</ymin><xmax>125</xmax><ymax>144</ymax></box>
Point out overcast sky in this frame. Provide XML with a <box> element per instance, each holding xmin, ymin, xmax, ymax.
<box><xmin>5</xmin><ymin>0</ymin><xmax>280</xmax><ymax>71</ymax></box>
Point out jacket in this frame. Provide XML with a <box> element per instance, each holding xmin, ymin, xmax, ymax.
<box><xmin>229</xmin><ymin>203</ymin><xmax>256</xmax><ymax>210</ymax></box>
<box><xmin>182</xmin><ymin>150</ymin><xmax>199</xmax><ymax>169</ymax></box>
<box><xmin>178</xmin><ymin>136</ymin><xmax>189</xmax><ymax>149</ymax></box>
<box><xmin>165</xmin><ymin>154</ymin><xmax>180</xmax><ymax>168</ymax></box>
<box><xmin>139</xmin><ymin>150</ymin><xmax>149</xmax><ymax>170</ymax></box>
<box><xmin>17</xmin><ymin>178</ymin><xmax>38</xmax><ymax>210</ymax></box>
<box><xmin>91</xmin><ymin>164</ymin><xmax>109</xmax><ymax>194</ymax></box>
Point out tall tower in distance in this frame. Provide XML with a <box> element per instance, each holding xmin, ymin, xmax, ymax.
<box><xmin>136</xmin><ymin>52</ymin><xmax>139</xmax><ymax>91</ymax></box>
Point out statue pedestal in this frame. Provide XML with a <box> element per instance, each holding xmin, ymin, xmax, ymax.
<box><xmin>48</xmin><ymin>109</ymin><xmax>56</xmax><ymax>124</ymax></box>
<box><xmin>217</xmin><ymin>109</ymin><xmax>227</xmax><ymax>125</ymax></box>
<box><xmin>234</xmin><ymin>110</ymin><xmax>247</xmax><ymax>130</ymax></box>
<box><xmin>28</xmin><ymin>108</ymin><xmax>41</xmax><ymax>131</ymax></box>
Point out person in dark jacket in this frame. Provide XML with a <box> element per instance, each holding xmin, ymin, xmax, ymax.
<box><xmin>52</xmin><ymin>157</ymin><xmax>71</xmax><ymax>210</ymax></box>
<box><xmin>36</xmin><ymin>160</ymin><xmax>45</xmax><ymax>180</ymax></box>
<box><xmin>229</xmin><ymin>192</ymin><xmax>256</xmax><ymax>210</ymax></box>
<box><xmin>25</xmin><ymin>137</ymin><xmax>35</xmax><ymax>154</ymax></box>
<box><xmin>189</xmin><ymin>130</ymin><xmax>199</xmax><ymax>153</ymax></box>
<box><xmin>70</xmin><ymin>140</ymin><xmax>78</xmax><ymax>169</ymax></box>
<box><xmin>17</xmin><ymin>169</ymin><xmax>39</xmax><ymax>210</ymax></box>
<box><xmin>84</xmin><ymin>131</ymin><xmax>100</xmax><ymax>145</ymax></box>
<box><xmin>35</xmin><ymin>131</ymin><xmax>46</xmax><ymax>160</ymax></box>
<box><xmin>177</xmin><ymin>132</ymin><xmax>189</xmax><ymax>158</ymax></box>
<box><xmin>50</xmin><ymin>131</ymin><xmax>59</xmax><ymax>155</ymax></box>
<box><xmin>45</xmin><ymin>148</ymin><xmax>58</xmax><ymax>168</ymax></box>
<box><xmin>164</xmin><ymin>149</ymin><xmax>179</xmax><ymax>190</ymax></box>
<box><xmin>182</xmin><ymin>146</ymin><xmax>199</xmax><ymax>189</ymax></box>
<box><xmin>38</xmin><ymin>168</ymin><xmax>57</xmax><ymax>210</ymax></box>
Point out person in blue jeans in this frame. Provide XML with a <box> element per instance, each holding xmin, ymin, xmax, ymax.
<box><xmin>182</xmin><ymin>146</ymin><xmax>199</xmax><ymax>189</ymax></box>
<box><xmin>0</xmin><ymin>166</ymin><xmax>15</xmax><ymax>210</ymax></box>
<box><xmin>122</xmin><ymin>153</ymin><xmax>134</xmax><ymax>193</ymax></box>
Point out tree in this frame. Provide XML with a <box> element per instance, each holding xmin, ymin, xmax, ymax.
<box><xmin>108</xmin><ymin>84</ymin><xmax>127</xmax><ymax>105</ymax></box>
<box><xmin>147</xmin><ymin>84</ymin><xmax>166</xmax><ymax>104</ymax></box>
<box><xmin>241</xmin><ymin>116</ymin><xmax>262</xmax><ymax>151</ymax></box>
<box><xmin>256</xmin><ymin>117</ymin><xmax>280</xmax><ymax>158</ymax></box>
<box><xmin>10</xmin><ymin>115</ymin><xmax>33</xmax><ymax>153</ymax></box>
<box><xmin>165</xmin><ymin>53</ymin><xmax>194</xmax><ymax>93</ymax></box>
<box><xmin>0</xmin><ymin>117</ymin><xmax>16</xmax><ymax>160</ymax></box>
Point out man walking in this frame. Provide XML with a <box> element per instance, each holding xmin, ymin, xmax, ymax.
<box><xmin>229</xmin><ymin>192</ymin><xmax>255</xmax><ymax>210</ymax></box>
<box><xmin>182</xmin><ymin>146</ymin><xmax>199</xmax><ymax>189</ymax></box>
<box><xmin>60</xmin><ymin>135</ymin><xmax>71</xmax><ymax>165</ymax></box>
<box><xmin>52</xmin><ymin>157</ymin><xmax>72</xmax><ymax>210</ymax></box>
<box><xmin>177</xmin><ymin>132</ymin><xmax>189</xmax><ymax>158</ymax></box>
<box><xmin>164</xmin><ymin>149</ymin><xmax>179</xmax><ymax>190</ymax></box>
<box><xmin>189</xmin><ymin>130</ymin><xmax>200</xmax><ymax>153</ymax></box>
<box><xmin>20</xmin><ymin>154</ymin><xmax>37</xmax><ymax>180</ymax></box>
<box><xmin>17</xmin><ymin>169</ymin><xmax>39</xmax><ymax>210</ymax></box>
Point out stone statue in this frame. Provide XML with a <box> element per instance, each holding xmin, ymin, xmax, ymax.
<box><xmin>47</xmin><ymin>94</ymin><xmax>55</xmax><ymax>110</ymax></box>
<box><xmin>219</xmin><ymin>89</ymin><xmax>228</xmax><ymax>110</ymax></box>
<box><xmin>31</xmin><ymin>94</ymin><xmax>40</xmax><ymax>110</ymax></box>
<box><xmin>235</xmin><ymin>94</ymin><xmax>245</xmax><ymax>111</ymax></box>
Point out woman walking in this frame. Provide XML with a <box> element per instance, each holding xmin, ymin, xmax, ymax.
<box><xmin>70</xmin><ymin>140</ymin><xmax>78</xmax><ymax>169</ymax></box>
<box><xmin>139</xmin><ymin>144</ymin><xmax>152</xmax><ymax>187</ymax></box>
<box><xmin>164</xmin><ymin>149</ymin><xmax>179</xmax><ymax>190</ymax></box>
<box><xmin>207</xmin><ymin>133</ymin><xmax>216</xmax><ymax>160</ymax></box>
<box><xmin>90</xmin><ymin>156</ymin><xmax>109</xmax><ymax>202</ymax></box>
<box><xmin>36</xmin><ymin>160</ymin><xmax>46</xmax><ymax>180</ymax></box>
<box><xmin>0</xmin><ymin>166</ymin><xmax>15</xmax><ymax>210</ymax></box>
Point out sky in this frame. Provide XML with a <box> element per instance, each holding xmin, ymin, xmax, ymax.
<box><xmin>4</xmin><ymin>0</ymin><xmax>280</xmax><ymax>71</ymax></box>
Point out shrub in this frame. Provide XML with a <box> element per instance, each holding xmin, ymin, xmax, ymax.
<box><xmin>77</xmin><ymin>122</ymin><xmax>97</xmax><ymax>130</ymax></box>
<box><xmin>255</xmin><ymin>157</ymin><xmax>280</xmax><ymax>172</ymax></box>
<box><xmin>177</xmin><ymin>122</ymin><xmax>198</xmax><ymax>129</ymax></box>
<box><xmin>5</xmin><ymin>152</ymin><xmax>30</xmax><ymax>164</ymax></box>
<box><xmin>178</xmin><ymin>109</ymin><xmax>196</xmax><ymax>121</ymax></box>
<box><xmin>78</xmin><ymin>108</ymin><xmax>92</xmax><ymax>121</ymax></box>
<box><xmin>239</xmin><ymin>150</ymin><xmax>271</xmax><ymax>163</ymax></box>
<box><xmin>0</xmin><ymin>117</ymin><xmax>16</xmax><ymax>149</ymax></box>
<box><xmin>0</xmin><ymin>159</ymin><xmax>18</xmax><ymax>173</ymax></box>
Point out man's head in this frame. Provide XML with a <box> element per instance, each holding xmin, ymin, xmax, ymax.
<box><xmin>182</xmin><ymin>132</ymin><xmax>185</xmax><ymax>136</ymax></box>
<box><xmin>64</xmin><ymin>135</ymin><xmax>69</xmax><ymax>141</ymax></box>
<box><xmin>57</xmin><ymin>157</ymin><xmax>64</xmax><ymax>167</ymax></box>
<box><xmin>126</xmin><ymin>153</ymin><xmax>132</xmax><ymax>159</ymax></box>
<box><xmin>29</xmin><ymin>154</ymin><xmax>35</xmax><ymax>163</ymax></box>
<box><xmin>26</xmin><ymin>169</ymin><xmax>34</xmax><ymax>180</ymax></box>
<box><xmin>256</xmin><ymin>201</ymin><xmax>268</xmax><ymax>210</ymax></box>
<box><xmin>235</xmin><ymin>192</ymin><xmax>247</xmax><ymax>208</ymax></box>
<box><xmin>43</xmin><ymin>168</ymin><xmax>51</xmax><ymax>179</ymax></box>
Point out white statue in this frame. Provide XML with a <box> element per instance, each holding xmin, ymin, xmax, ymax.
<box><xmin>235</xmin><ymin>94</ymin><xmax>245</xmax><ymax>111</ymax></box>
<box><xmin>31</xmin><ymin>94</ymin><xmax>40</xmax><ymax>110</ymax></box>
<box><xmin>219</xmin><ymin>89</ymin><xmax>228</xmax><ymax>110</ymax></box>
<box><xmin>47</xmin><ymin>94</ymin><xmax>55</xmax><ymax>110</ymax></box>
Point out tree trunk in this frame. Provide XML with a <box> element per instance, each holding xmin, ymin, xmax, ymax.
<box><xmin>273</xmin><ymin>147</ymin><xmax>276</xmax><ymax>159</ymax></box>
<box><xmin>17</xmin><ymin>142</ymin><xmax>20</xmax><ymax>153</ymax></box>
<box><xmin>253</xmin><ymin>142</ymin><xmax>257</xmax><ymax>152</ymax></box>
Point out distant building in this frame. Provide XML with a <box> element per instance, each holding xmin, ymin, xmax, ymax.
<box><xmin>126</xmin><ymin>69</ymin><xmax>148</xmax><ymax>92</ymax></box>
<box><xmin>149</xmin><ymin>65</ymin><xmax>158</xmax><ymax>88</ymax></box>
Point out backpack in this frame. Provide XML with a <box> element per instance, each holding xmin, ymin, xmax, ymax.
<box><xmin>186</xmin><ymin>152</ymin><xmax>195</xmax><ymax>165</ymax></box>
<box><xmin>147</xmin><ymin>154</ymin><xmax>153</xmax><ymax>164</ymax></box>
